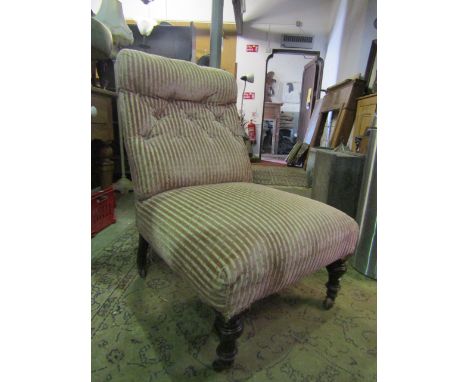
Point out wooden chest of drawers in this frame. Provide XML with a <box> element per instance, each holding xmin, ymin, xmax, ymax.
<box><xmin>91</xmin><ymin>87</ymin><xmax>115</xmax><ymax>142</ymax></box>
<box><xmin>91</xmin><ymin>86</ymin><xmax>116</xmax><ymax>188</ymax></box>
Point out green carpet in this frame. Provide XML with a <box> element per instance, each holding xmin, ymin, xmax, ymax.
<box><xmin>252</xmin><ymin>165</ymin><xmax>308</xmax><ymax>188</ymax></box>
<box><xmin>92</xmin><ymin>226</ymin><xmax>376</xmax><ymax>381</ymax></box>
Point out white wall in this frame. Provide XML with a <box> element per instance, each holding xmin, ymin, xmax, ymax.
<box><xmin>236</xmin><ymin>25</ymin><xmax>328</xmax><ymax>156</ymax></box>
<box><xmin>322</xmin><ymin>0</ymin><xmax>377</xmax><ymax>88</ymax></box>
<box><xmin>338</xmin><ymin>0</ymin><xmax>377</xmax><ymax>81</ymax></box>
<box><xmin>321</xmin><ymin>0</ymin><xmax>348</xmax><ymax>88</ymax></box>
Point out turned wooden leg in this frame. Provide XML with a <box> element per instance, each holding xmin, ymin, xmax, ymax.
<box><xmin>137</xmin><ymin>234</ymin><xmax>149</xmax><ymax>278</ymax></box>
<box><xmin>323</xmin><ymin>259</ymin><xmax>347</xmax><ymax>310</ymax></box>
<box><xmin>212</xmin><ymin>313</ymin><xmax>244</xmax><ymax>372</ymax></box>
<box><xmin>98</xmin><ymin>143</ymin><xmax>114</xmax><ymax>188</ymax></box>
<box><xmin>213</xmin><ymin>311</ymin><xmax>224</xmax><ymax>338</ymax></box>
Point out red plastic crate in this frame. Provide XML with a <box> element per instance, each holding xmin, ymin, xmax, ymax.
<box><xmin>91</xmin><ymin>187</ymin><xmax>116</xmax><ymax>236</ymax></box>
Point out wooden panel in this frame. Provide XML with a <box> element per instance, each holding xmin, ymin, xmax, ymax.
<box><xmin>351</xmin><ymin>94</ymin><xmax>377</xmax><ymax>153</ymax></box>
<box><xmin>91</xmin><ymin>87</ymin><xmax>116</xmax><ymax>189</ymax></box>
<box><xmin>310</xmin><ymin>79</ymin><xmax>366</xmax><ymax>148</ymax></box>
<box><xmin>195</xmin><ymin>28</ymin><xmax>237</xmax><ymax>75</ymax></box>
<box><xmin>263</xmin><ymin>102</ymin><xmax>282</xmax><ymax>119</ymax></box>
<box><xmin>330</xmin><ymin>108</ymin><xmax>356</xmax><ymax>147</ymax></box>
<box><xmin>91</xmin><ymin>89</ymin><xmax>114</xmax><ymax>142</ymax></box>
<box><xmin>91</xmin><ymin>93</ymin><xmax>111</xmax><ymax>125</ymax></box>
<box><xmin>320</xmin><ymin>81</ymin><xmax>364</xmax><ymax>111</ymax></box>
<box><xmin>91</xmin><ymin>123</ymin><xmax>113</xmax><ymax>142</ymax></box>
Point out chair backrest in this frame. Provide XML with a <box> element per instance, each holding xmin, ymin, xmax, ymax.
<box><xmin>115</xmin><ymin>49</ymin><xmax>252</xmax><ymax>200</ymax></box>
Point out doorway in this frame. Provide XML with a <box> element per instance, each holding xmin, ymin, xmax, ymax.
<box><xmin>259</xmin><ymin>49</ymin><xmax>323</xmax><ymax>164</ymax></box>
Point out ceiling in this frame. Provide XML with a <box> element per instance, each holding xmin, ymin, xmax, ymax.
<box><xmin>243</xmin><ymin>0</ymin><xmax>340</xmax><ymax>36</ymax></box>
<box><xmin>91</xmin><ymin>0</ymin><xmax>339</xmax><ymax>36</ymax></box>
<box><xmin>91</xmin><ymin>0</ymin><xmax>236</xmax><ymax>23</ymax></box>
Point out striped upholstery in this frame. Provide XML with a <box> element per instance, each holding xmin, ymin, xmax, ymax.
<box><xmin>136</xmin><ymin>182</ymin><xmax>358</xmax><ymax>318</ymax></box>
<box><xmin>115</xmin><ymin>50</ymin><xmax>359</xmax><ymax>319</ymax></box>
<box><xmin>115</xmin><ymin>49</ymin><xmax>252</xmax><ymax>200</ymax></box>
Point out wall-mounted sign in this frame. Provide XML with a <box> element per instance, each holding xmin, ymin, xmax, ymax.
<box><xmin>243</xmin><ymin>92</ymin><xmax>255</xmax><ymax>100</ymax></box>
<box><xmin>246</xmin><ymin>44</ymin><xmax>259</xmax><ymax>52</ymax></box>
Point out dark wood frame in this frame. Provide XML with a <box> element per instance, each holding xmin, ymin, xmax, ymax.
<box><xmin>310</xmin><ymin>79</ymin><xmax>367</xmax><ymax>148</ymax></box>
<box><xmin>91</xmin><ymin>86</ymin><xmax>117</xmax><ymax>189</ymax></box>
<box><xmin>136</xmin><ymin>234</ymin><xmax>348</xmax><ymax>371</ymax></box>
<box><xmin>364</xmin><ymin>39</ymin><xmax>377</xmax><ymax>93</ymax></box>
<box><xmin>136</xmin><ymin>234</ymin><xmax>149</xmax><ymax>278</ymax></box>
<box><xmin>259</xmin><ymin>48</ymin><xmax>323</xmax><ymax>160</ymax></box>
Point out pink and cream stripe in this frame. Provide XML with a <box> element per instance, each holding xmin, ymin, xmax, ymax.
<box><xmin>115</xmin><ymin>50</ymin><xmax>359</xmax><ymax>319</ymax></box>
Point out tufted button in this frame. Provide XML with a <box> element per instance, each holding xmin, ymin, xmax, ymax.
<box><xmin>167</xmin><ymin>92</ymin><xmax>177</xmax><ymax>101</ymax></box>
<box><xmin>152</xmin><ymin>109</ymin><xmax>165</xmax><ymax>120</ymax></box>
<box><xmin>190</xmin><ymin>110</ymin><xmax>199</xmax><ymax>119</ymax></box>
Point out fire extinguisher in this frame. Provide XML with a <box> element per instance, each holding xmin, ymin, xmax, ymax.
<box><xmin>247</xmin><ymin>120</ymin><xmax>256</xmax><ymax>144</ymax></box>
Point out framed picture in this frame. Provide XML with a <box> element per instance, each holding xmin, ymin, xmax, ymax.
<box><xmin>364</xmin><ymin>39</ymin><xmax>377</xmax><ymax>93</ymax></box>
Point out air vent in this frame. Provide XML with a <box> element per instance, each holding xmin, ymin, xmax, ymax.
<box><xmin>281</xmin><ymin>34</ymin><xmax>314</xmax><ymax>49</ymax></box>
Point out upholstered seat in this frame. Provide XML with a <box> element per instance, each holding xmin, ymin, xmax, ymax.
<box><xmin>137</xmin><ymin>182</ymin><xmax>358</xmax><ymax>319</ymax></box>
<box><xmin>115</xmin><ymin>49</ymin><xmax>359</xmax><ymax>370</ymax></box>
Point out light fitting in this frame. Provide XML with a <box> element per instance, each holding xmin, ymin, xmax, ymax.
<box><xmin>95</xmin><ymin>0</ymin><xmax>134</xmax><ymax>56</ymax></box>
<box><xmin>240</xmin><ymin>74</ymin><xmax>254</xmax><ymax>83</ymax></box>
<box><xmin>136</xmin><ymin>0</ymin><xmax>158</xmax><ymax>37</ymax></box>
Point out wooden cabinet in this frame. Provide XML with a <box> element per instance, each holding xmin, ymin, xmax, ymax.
<box><xmin>351</xmin><ymin>94</ymin><xmax>377</xmax><ymax>153</ymax></box>
<box><xmin>91</xmin><ymin>91</ymin><xmax>113</xmax><ymax>140</ymax></box>
<box><xmin>91</xmin><ymin>86</ymin><xmax>116</xmax><ymax>188</ymax></box>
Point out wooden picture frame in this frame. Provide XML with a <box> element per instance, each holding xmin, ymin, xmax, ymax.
<box><xmin>310</xmin><ymin>79</ymin><xmax>366</xmax><ymax>148</ymax></box>
<box><xmin>364</xmin><ymin>39</ymin><xmax>377</xmax><ymax>93</ymax></box>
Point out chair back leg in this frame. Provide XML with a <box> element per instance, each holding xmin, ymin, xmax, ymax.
<box><xmin>137</xmin><ymin>234</ymin><xmax>149</xmax><ymax>278</ymax></box>
<box><xmin>323</xmin><ymin>259</ymin><xmax>347</xmax><ymax>309</ymax></box>
<box><xmin>212</xmin><ymin>313</ymin><xmax>244</xmax><ymax>371</ymax></box>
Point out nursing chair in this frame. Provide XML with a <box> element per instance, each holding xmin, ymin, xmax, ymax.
<box><xmin>115</xmin><ymin>49</ymin><xmax>359</xmax><ymax>371</ymax></box>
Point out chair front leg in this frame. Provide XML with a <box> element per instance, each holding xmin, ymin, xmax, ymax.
<box><xmin>212</xmin><ymin>313</ymin><xmax>244</xmax><ymax>371</ymax></box>
<box><xmin>323</xmin><ymin>258</ymin><xmax>347</xmax><ymax>309</ymax></box>
<box><xmin>137</xmin><ymin>234</ymin><xmax>149</xmax><ymax>278</ymax></box>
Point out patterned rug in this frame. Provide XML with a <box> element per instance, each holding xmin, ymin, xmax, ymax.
<box><xmin>252</xmin><ymin>165</ymin><xmax>308</xmax><ymax>187</ymax></box>
<box><xmin>92</xmin><ymin>226</ymin><xmax>376</xmax><ymax>382</ymax></box>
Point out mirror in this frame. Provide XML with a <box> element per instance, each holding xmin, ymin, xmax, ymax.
<box><xmin>259</xmin><ymin>49</ymin><xmax>322</xmax><ymax>164</ymax></box>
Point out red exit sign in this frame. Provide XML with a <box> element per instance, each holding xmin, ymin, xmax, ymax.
<box><xmin>243</xmin><ymin>92</ymin><xmax>255</xmax><ymax>100</ymax></box>
<box><xmin>246</xmin><ymin>44</ymin><xmax>259</xmax><ymax>52</ymax></box>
